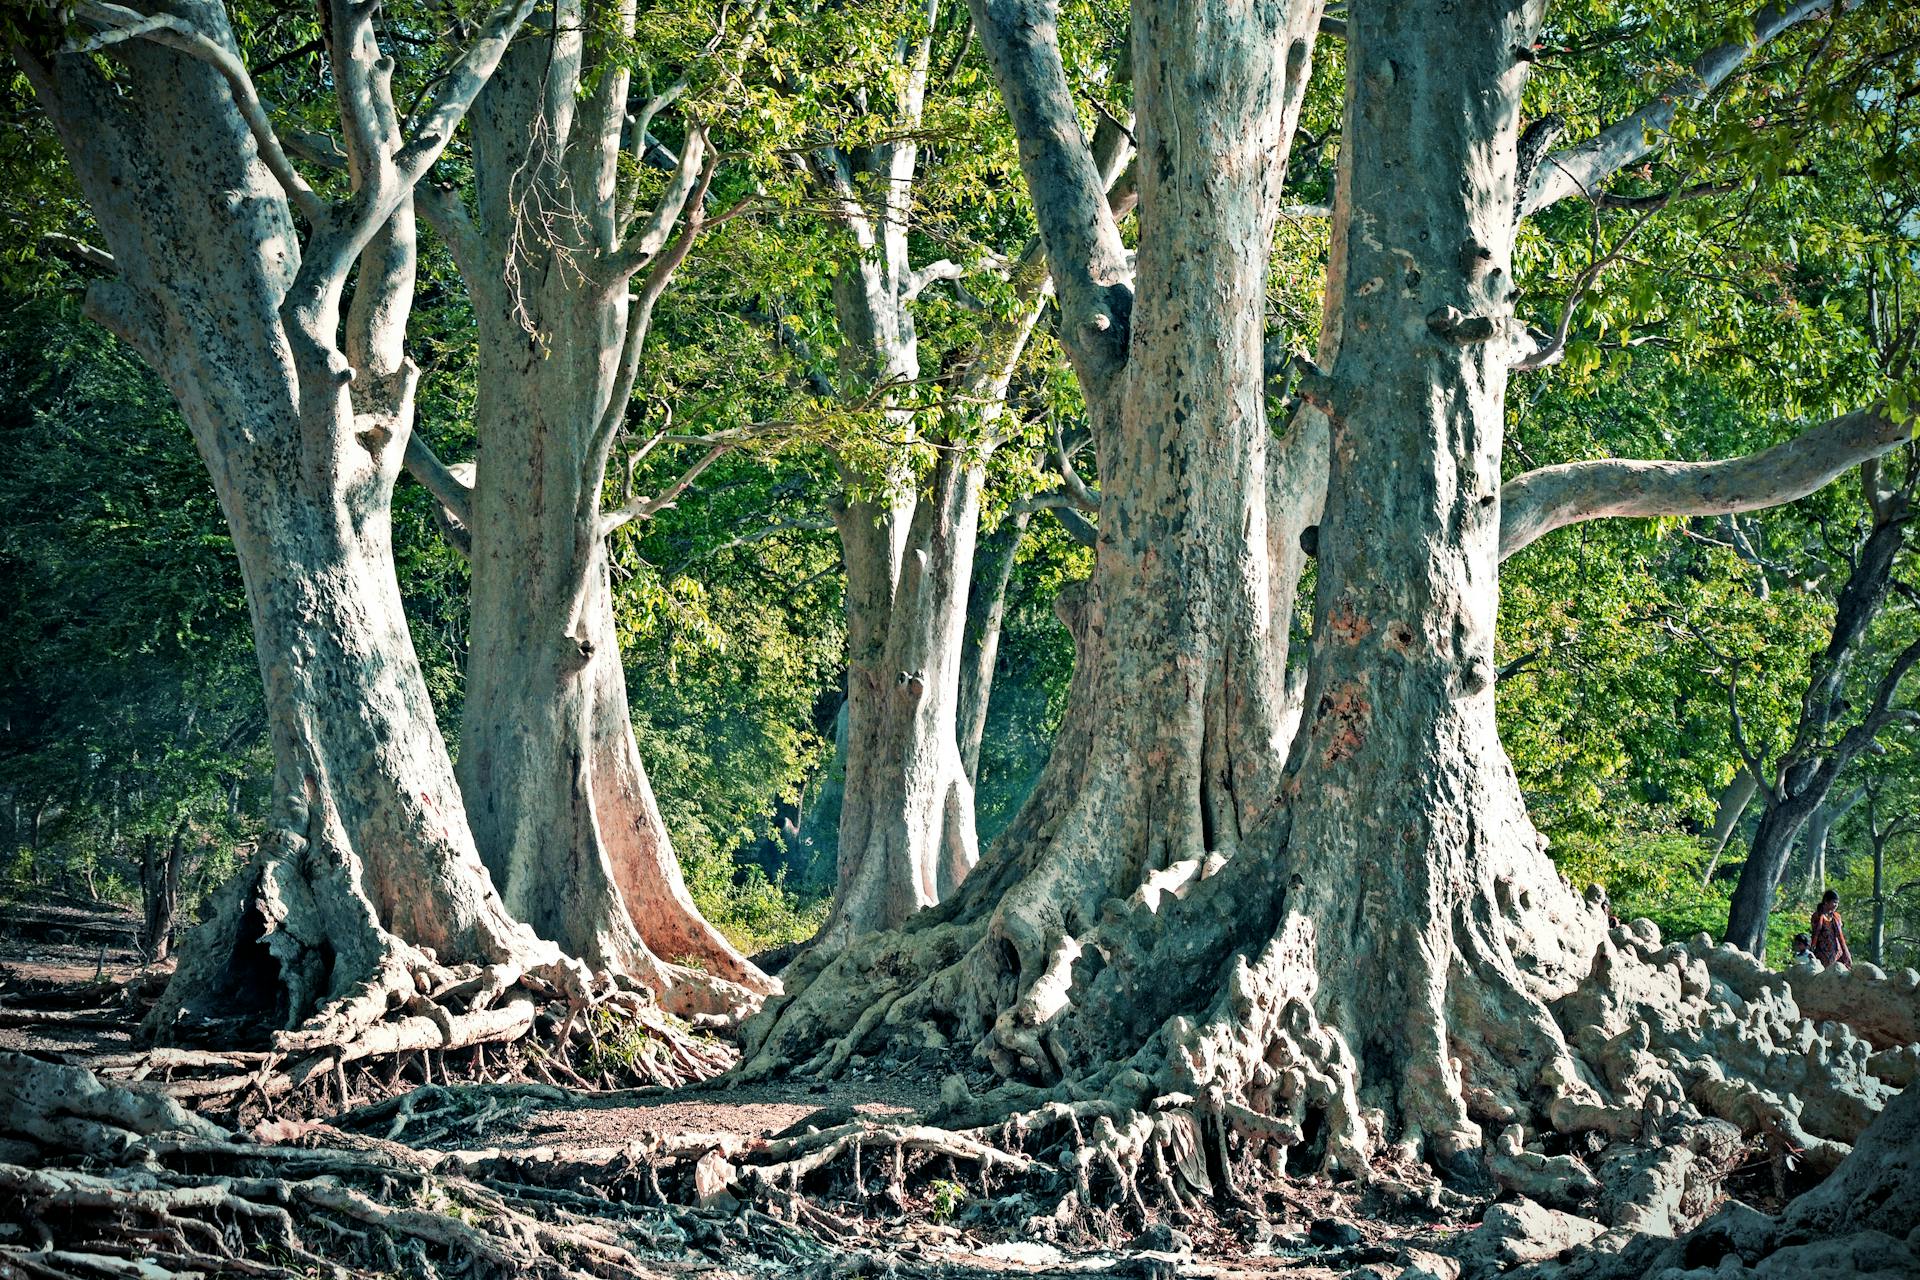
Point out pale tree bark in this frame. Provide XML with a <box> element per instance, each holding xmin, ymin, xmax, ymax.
<box><xmin>958</xmin><ymin>509</ymin><xmax>1030</xmax><ymax>784</ymax></box>
<box><xmin>1800</xmin><ymin>785</ymin><xmax>1864</xmax><ymax>894</ymax></box>
<box><xmin>808</xmin><ymin>1</ymin><xmax>1117</xmax><ymax>945</ymax></box>
<box><xmin>747</xmin><ymin>0</ymin><xmax>1324</xmax><ymax>1079</ymax></box>
<box><xmin>415</xmin><ymin>0</ymin><xmax>773</xmax><ymax>1016</ymax></box>
<box><xmin>1499</xmin><ymin>404</ymin><xmax>1912</xmax><ymax>560</ymax></box>
<box><xmin>1701</xmin><ymin>766</ymin><xmax>1759</xmax><ymax>883</ymax></box>
<box><xmin>1238</xmin><ymin>0</ymin><xmax>1609</xmax><ymax>1168</ymax></box>
<box><xmin>13</xmin><ymin>0</ymin><xmax>559</xmax><ymax>1042</ymax></box>
<box><xmin>803</xmin><ymin>1</ymin><xmax>975</xmax><ymax>946</ymax></box>
<box><xmin>742</xmin><ymin>0</ymin><xmax>1896</xmax><ymax>1190</ymax></box>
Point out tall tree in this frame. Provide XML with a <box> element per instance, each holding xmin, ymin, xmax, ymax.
<box><xmin>744</xmin><ymin>0</ymin><xmax>1914</xmax><ymax>1179</ymax></box>
<box><xmin>398</xmin><ymin>0</ymin><xmax>778</xmax><ymax>1014</ymax></box>
<box><xmin>787</xmin><ymin>0</ymin><xmax>1131</xmax><ymax>945</ymax></box>
<box><xmin>5</xmin><ymin>0</ymin><xmax>566</xmax><ymax>1040</ymax></box>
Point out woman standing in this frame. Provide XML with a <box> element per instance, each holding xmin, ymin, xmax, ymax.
<box><xmin>1810</xmin><ymin>890</ymin><xmax>1853</xmax><ymax>968</ymax></box>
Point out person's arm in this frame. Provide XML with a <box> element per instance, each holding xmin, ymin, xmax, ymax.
<box><xmin>1838</xmin><ymin>916</ymin><xmax>1852</xmax><ymax>966</ymax></box>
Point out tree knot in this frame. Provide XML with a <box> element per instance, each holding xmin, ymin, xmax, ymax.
<box><xmin>1428</xmin><ymin>306</ymin><xmax>1499</xmax><ymax>345</ymax></box>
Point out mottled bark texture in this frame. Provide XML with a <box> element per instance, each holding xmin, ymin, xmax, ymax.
<box><xmin>15</xmin><ymin>0</ymin><xmax>559</xmax><ymax>1042</ymax></box>
<box><xmin>439</xmin><ymin>1</ymin><xmax>772</xmax><ymax>1015</ymax></box>
<box><xmin>740</xmin><ymin>0</ymin><xmax>1903</xmax><ymax>1192</ymax></box>
<box><xmin>809</xmin><ymin>0</ymin><xmax>1078</xmax><ymax>943</ymax></box>
<box><xmin>822</xmin><ymin>450</ymin><xmax>986</xmax><ymax>946</ymax></box>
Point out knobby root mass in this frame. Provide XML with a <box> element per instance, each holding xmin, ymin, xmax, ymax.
<box><xmin>4</xmin><ymin>812</ymin><xmax>1917</xmax><ymax>1278</ymax></box>
<box><xmin>125</xmin><ymin>832</ymin><xmax>745</xmax><ymax>1120</ymax></box>
<box><xmin>0</xmin><ymin>1053</ymin><xmax>853</xmax><ymax>1280</ymax></box>
<box><xmin>731</xmin><ymin>787</ymin><xmax>1919</xmax><ymax>1265</ymax></box>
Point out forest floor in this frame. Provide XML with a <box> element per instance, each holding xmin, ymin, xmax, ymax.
<box><xmin>0</xmin><ymin>898</ymin><xmax>1520</xmax><ymax>1278</ymax></box>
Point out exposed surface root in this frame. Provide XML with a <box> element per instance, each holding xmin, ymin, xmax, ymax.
<box><xmin>737</xmin><ymin>795</ymin><xmax>1912</xmax><ymax>1258</ymax></box>
<box><xmin>147</xmin><ymin>825</ymin><xmax>751</xmax><ymax>1097</ymax></box>
<box><xmin>1787</xmin><ymin>958</ymin><xmax>1920</xmax><ymax>1051</ymax></box>
<box><xmin>75</xmin><ymin>963</ymin><xmax>732</xmax><ymax>1132</ymax></box>
<box><xmin>119</xmin><ymin>846</ymin><xmax>737</xmax><ymax>1118</ymax></box>
<box><xmin>1519</xmin><ymin>1077</ymin><xmax>1920</xmax><ymax>1280</ymax></box>
<box><xmin>0</xmin><ymin>1053</ymin><xmax>832</xmax><ymax>1280</ymax></box>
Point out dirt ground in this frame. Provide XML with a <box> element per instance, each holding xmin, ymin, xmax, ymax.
<box><xmin>0</xmin><ymin>895</ymin><xmax>1482</xmax><ymax>1279</ymax></box>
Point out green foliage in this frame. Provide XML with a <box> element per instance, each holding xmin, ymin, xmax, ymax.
<box><xmin>926</xmin><ymin>1178</ymin><xmax>968</xmax><ymax>1222</ymax></box>
<box><xmin>0</xmin><ymin>292</ymin><xmax>270</xmax><ymax>908</ymax></box>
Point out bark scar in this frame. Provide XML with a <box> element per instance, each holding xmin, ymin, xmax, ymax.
<box><xmin>1313</xmin><ymin>680</ymin><xmax>1370</xmax><ymax>766</ymax></box>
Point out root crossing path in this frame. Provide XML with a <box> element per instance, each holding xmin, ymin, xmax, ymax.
<box><xmin>3</xmin><ymin>906</ymin><xmax>1917</xmax><ymax>1280</ymax></box>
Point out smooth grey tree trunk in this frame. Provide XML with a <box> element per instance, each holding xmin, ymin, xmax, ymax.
<box><xmin>822</xmin><ymin>449</ymin><xmax>985</xmax><ymax>946</ymax></box>
<box><xmin>1701</xmin><ymin>768</ymin><xmax>1758</xmax><ymax>882</ymax></box>
<box><xmin>746</xmin><ymin>0</ymin><xmax>1322</xmax><ymax>1084</ymax></box>
<box><xmin>959</xmin><ymin>510</ymin><xmax>1031</xmax><ymax>784</ymax></box>
<box><xmin>444</xmin><ymin>4</ymin><xmax>773</xmax><ymax>1014</ymax></box>
<box><xmin>1870</xmin><ymin>840</ymin><xmax>1887</xmax><ymax>967</ymax></box>
<box><xmin>1800</xmin><ymin>785</ymin><xmax>1863</xmax><ymax>895</ymax></box>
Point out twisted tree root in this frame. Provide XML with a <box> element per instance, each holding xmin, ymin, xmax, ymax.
<box><xmin>0</xmin><ymin>1053</ymin><xmax>800</xmax><ymax>1280</ymax></box>
<box><xmin>92</xmin><ymin>957</ymin><xmax>732</xmax><ymax>1124</ymax></box>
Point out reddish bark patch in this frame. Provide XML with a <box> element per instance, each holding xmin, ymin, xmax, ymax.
<box><xmin>1313</xmin><ymin>680</ymin><xmax>1372</xmax><ymax>765</ymax></box>
<box><xmin>1326</xmin><ymin>604</ymin><xmax>1373</xmax><ymax>645</ymax></box>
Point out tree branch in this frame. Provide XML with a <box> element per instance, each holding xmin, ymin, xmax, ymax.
<box><xmin>1591</xmin><ymin>180</ymin><xmax>1740</xmax><ymax>211</ymax></box>
<box><xmin>403</xmin><ymin>434</ymin><xmax>475</xmax><ymax>528</ymax></box>
<box><xmin>1500</xmin><ymin>403</ymin><xmax>1910</xmax><ymax>560</ymax></box>
<box><xmin>903</xmin><ymin>258</ymin><xmax>967</xmax><ymax>302</ymax></box>
<box><xmin>71</xmin><ymin>1</ymin><xmax>324</xmax><ymax>223</ymax></box>
<box><xmin>1049</xmin><ymin>421</ymin><xmax>1101</xmax><ymax>513</ymax></box>
<box><xmin>1049</xmin><ymin>502</ymin><xmax>1098</xmax><ymax>548</ymax></box>
<box><xmin>1520</xmin><ymin>0</ymin><xmax>1839</xmax><ymax>216</ymax></box>
<box><xmin>392</xmin><ymin>0</ymin><xmax>537</xmax><ymax>190</ymax></box>
<box><xmin>608</xmin><ymin>128</ymin><xmax>709</xmax><ymax>280</ymax></box>
<box><xmin>291</xmin><ymin>0</ymin><xmax>535</xmax><ymax>321</ymax></box>
<box><xmin>571</xmin><ymin>154</ymin><xmax>723</xmax><ymax>622</ymax></box>
<box><xmin>600</xmin><ymin>444</ymin><xmax>730</xmax><ymax>536</ymax></box>
<box><xmin>37</xmin><ymin>230</ymin><xmax>115</xmax><ymax>273</ymax></box>
<box><xmin>1726</xmin><ymin>669</ymin><xmax>1773</xmax><ymax>794</ymax></box>
<box><xmin>1514</xmin><ymin>210</ymin><xmax>1657</xmax><ymax>370</ymax></box>
<box><xmin>966</xmin><ymin>0</ymin><xmax>1133</xmax><ymax>399</ymax></box>
<box><xmin>414</xmin><ymin>183</ymin><xmax>494</xmax><ymax>309</ymax></box>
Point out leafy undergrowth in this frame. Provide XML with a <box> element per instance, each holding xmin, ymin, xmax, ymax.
<box><xmin>1553</xmin><ymin>831</ymin><xmax>1807</xmax><ymax>966</ymax></box>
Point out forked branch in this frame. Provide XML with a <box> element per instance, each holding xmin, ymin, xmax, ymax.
<box><xmin>70</xmin><ymin>1</ymin><xmax>323</xmax><ymax>222</ymax></box>
<box><xmin>966</xmin><ymin>0</ymin><xmax>1133</xmax><ymax>396</ymax></box>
